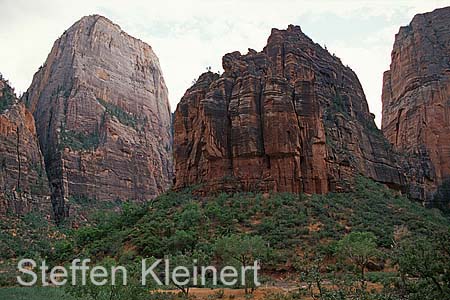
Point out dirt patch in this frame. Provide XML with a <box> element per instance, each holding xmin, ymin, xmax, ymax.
<box><xmin>308</xmin><ymin>221</ymin><xmax>323</xmax><ymax>233</ymax></box>
<box><xmin>156</xmin><ymin>287</ymin><xmax>299</xmax><ymax>300</ymax></box>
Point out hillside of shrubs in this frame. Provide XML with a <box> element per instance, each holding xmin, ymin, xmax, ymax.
<box><xmin>1</xmin><ymin>177</ymin><xmax>449</xmax><ymax>299</ymax></box>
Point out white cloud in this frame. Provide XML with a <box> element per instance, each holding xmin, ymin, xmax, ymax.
<box><xmin>0</xmin><ymin>0</ymin><xmax>448</xmax><ymax>127</ymax></box>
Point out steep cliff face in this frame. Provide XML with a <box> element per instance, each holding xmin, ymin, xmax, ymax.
<box><xmin>24</xmin><ymin>15</ymin><xmax>172</xmax><ymax>222</ymax></box>
<box><xmin>0</xmin><ymin>77</ymin><xmax>51</xmax><ymax>216</ymax></box>
<box><xmin>174</xmin><ymin>25</ymin><xmax>404</xmax><ymax>194</ymax></box>
<box><xmin>382</xmin><ymin>7</ymin><xmax>450</xmax><ymax>203</ymax></box>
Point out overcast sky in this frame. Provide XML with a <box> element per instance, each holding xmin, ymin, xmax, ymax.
<box><xmin>0</xmin><ymin>0</ymin><xmax>448</xmax><ymax>126</ymax></box>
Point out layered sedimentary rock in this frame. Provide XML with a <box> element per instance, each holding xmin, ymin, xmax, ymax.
<box><xmin>0</xmin><ymin>77</ymin><xmax>51</xmax><ymax>216</ymax></box>
<box><xmin>174</xmin><ymin>25</ymin><xmax>404</xmax><ymax>194</ymax></box>
<box><xmin>382</xmin><ymin>7</ymin><xmax>450</xmax><ymax>203</ymax></box>
<box><xmin>24</xmin><ymin>15</ymin><xmax>172</xmax><ymax>222</ymax></box>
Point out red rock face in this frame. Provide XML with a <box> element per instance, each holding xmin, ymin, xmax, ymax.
<box><xmin>24</xmin><ymin>15</ymin><xmax>172</xmax><ymax>222</ymax></box>
<box><xmin>174</xmin><ymin>25</ymin><xmax>404</xmax><ymax>194</ymax></box>
<box><xmin>0</xmin><ymin>78</ymin><xmax>51</xmax><ymax>217</ymax></box>
<box><xmin>382</xmin><ymin>7</ymin><xmax>450</xmax><ymax>203</ymax></box>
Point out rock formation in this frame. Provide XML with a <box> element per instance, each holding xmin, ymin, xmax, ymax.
<box><xmin>174</xmin><ymin>25</ymin><xmax>404</xmax><ymax>194</ymax></box>
<box><xmin>382</xmin><ymin>7</ymin><xmax>450</xmax><ymax>204</ymax></box>
<box><xmin>0</xmin><ymin>76</ymin><xmax>51</xmax><ymax>216</ymax></box>
<box><xmin>24</xmin><ymin>15</ymin><xmax>172</xmax><ymax>222</ymax></box>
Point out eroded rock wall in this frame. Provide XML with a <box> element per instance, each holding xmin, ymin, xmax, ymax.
<box><xmin>24</xmin><ymin>15</ymin><xmax>172</xmax><ymax>222</ymax></box>
<box><xmin>382</xmin><ymin>7</ymin><xmax>450</xmax><ymax>203</ymax></box>
<box><xmin>174</xmin><ymin>25</ymin><xmax>404</xmax><ymax>194</ymax></box>
<box><xmin>0</xmin><ymin>78</ymin><xmax>51</xmax><ymax>217</ymax></box>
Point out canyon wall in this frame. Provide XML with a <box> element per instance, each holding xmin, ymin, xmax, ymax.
<box><xmin>0</xmin><ymin>77</ymin><xmax>51</xmax><ymax>217</ymax></box>
<box><xmin>174</xmin><ymin>25</ymin><xmax>404</xmax><ymax>194</ymax></box>
<box><xmin>382</xmin><ymin>7</ymin><xmax>450</xmax><ymax>204</ymax></box>
<box><xmin>24</xmin><ymin>15</ymin><xmax>172</xmax><ymax>222</ymax></box>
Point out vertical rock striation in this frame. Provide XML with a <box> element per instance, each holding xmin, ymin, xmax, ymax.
<box><xmin>0</xmin><ymin>77</ymin><xmax>51</xmax><ymax>216</ymax></box>
<box><xmin>24</xmin><ymin>15</ymin><xmax>172</xmax><ymax>222</ymax></box>
<box><xmin>174</xmin><ymin>25</ymin><xmax>404</xmax><ymax>194</ymax></box>
<box><xmin>382</xmin><ymin>7</ymin><xmax>450</xmax><ymax>204</ymax></box>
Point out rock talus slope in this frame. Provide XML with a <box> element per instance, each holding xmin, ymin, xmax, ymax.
<box><xmin>382</xmin><ymin>7</ymin><xmax>450</xmax><ymax>203</ymax></box>
<box><xmin>24</xmin><ymin>15</ymin><xmax>172</xmax><ymax>222</ymax></box>
<box><xmin>174</xmin><ymin>25</ymin><xmax>404</xmax><ymax>194</ymax></box>
<box><xmin>0</xmin><ymin>77</ymin><xmax>51</xmax><ymax>216</ymax></box>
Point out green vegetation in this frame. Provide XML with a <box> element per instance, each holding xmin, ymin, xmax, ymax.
<box><xmin>364</xmin><ymin>116</ymin><xmax>384</xmax><ymax>137</ymax></box>
<box><xmin>330</xmin><ymin>90</ymin><xmax>350</xmax><ymax>119</ymax></box>
<box><xmin>0</xmin><ymin>213</ymin><xmax>59</xmax><ymax>260</ymax></box>
<box><xmin>60</xmin><ymin>126</ymin><xmax>100</xmax><ymax>151</ymax></box>
<box><xmin>0</xmin><ymin>80</ymin><xmax>16</xmax><ymax>113</ymax></box>
<box><xmin>1</xmin><ymin>177</ymin><xmax>449</xmax><ymax>299</ymax></box>
<box><xmin>336</xmin><ymin>231</ymin><xmax>380</xmax><ymax>288</ymax></box>
<box><xmin>332</xmin><ymin>90</ymin><xmax>345</xmax><ymax>113</ymax></box>
<box><xmin>433</xmin><ymin>178</ymin><xmax>450</xmax><ymax>211</ymax></box>
<box><xmin>393</xmin><ymin>232</ymin><xmax>450</xmax><ymax>299</ymax></box>
<box><xmin>42</xmin><ymin>177</ymin><xmax>449</xmax><ymax>298</ymax></box>
<box><xmin>215</xmin><ymin>234</ymin><xmax>270</xmax><ymax>294</ymax></box>
<box><xmin>0</xmin><ymin>287</ymin><xmax>81</xmax><ymax>300</ymax></box>
<box><xmin>64</xmin><ymin>195</ymin><xmax>124</xmax><ymax>227</ymax></box>
<box><xmin>30</xmin><ymin>163</ymin><xmax>47</xmax><ymax>195</ymax></box>
<box><xmin>65</xmin><ymin>257</ymin><xmax>147</xmax><ymax>300</ymax></box>
<box><xmin>97</xmin><ymin>98</ymin><xmax>141</xmax><ymax>129</ymax></box>
<box><xmin>0</xmin><ymin>213</ymin><xmax>62</xmax><ymax>286</ymax></box>
<box><xmin>327</xmin><ymin>89</ymin><xmax>385</xmax><ymax>142</ymax></box>
<box><xmin>161</xmin><ymin>251</ymin><xmax>211</xmax><ymax>297</ymax></box>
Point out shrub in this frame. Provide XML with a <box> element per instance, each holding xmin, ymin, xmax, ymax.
<box><xmin>337</xmin><ymin>231</ymin><xmax>380</xmax><ymax>288</ymax></box>
<box><xmin>215</xmin><ymin>234</ymin><xmax>271</xmax><ymax>294</ymax></box>
<box><xmin>60</xmin><ymin>127</ymin><xmax>100</xmax><ymax>151</ymax></box>
<box><xmin>0</xmin><ymin>83</ymin><xmax>15</xmax><ymax>113</ymax></box>
<box><xmin>97</xmin><ymin>98</ymin><xmax>140</xmax><ymax>129</ymax></box>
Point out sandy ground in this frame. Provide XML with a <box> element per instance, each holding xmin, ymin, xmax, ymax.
<box><xmin>154</xmin><ymin>282</ymin><xmax>384</xmax><ymax>299</ymax></box>
<box><xmin>154</xmin><ymin>287</ymin><xmax>297</xmax><ymax>299</ymax></box>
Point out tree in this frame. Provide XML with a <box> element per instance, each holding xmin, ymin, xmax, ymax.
<box><xmin>393</xmin><ymin>230</ymin><xmax>450</xmax><ymax>300</ymax></box>
<box><xmin>215</xmin><ymin>234</ymin><xmax>270</xmax><ymax>294</ymax></box>
<box><xmin>296</xmin><ymin>254</ymin><xmax>327</xmax><ymax>300</ymax></box>
<box><xmin>165</xmin><ymin>250</ymin><xmax>210</xmax><ymax>298</ymax></box>
<box><xmin>337</xmin><ymin>231</ymin><xmax>379</xmax><ymax>289</ymax></box>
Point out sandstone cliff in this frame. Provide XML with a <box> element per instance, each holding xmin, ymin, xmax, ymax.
<box><xmin>382</xmin><ymin>7</ymin><xmax>450</xmax><ymax>204</ymax></box>
<box><xmin>174</xmin><ymin>25</ymin><xmax>404</xmax><ymax>194</ymax></box>
<box><xmin>0</xmin><ymin>77</ymin><xmax>51</xmax><ymax>216</ymax></box>
<box><xmin>24</xmin><ymin>15</ymin><xmax>172</xmax><ymax>222</ymax></box>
